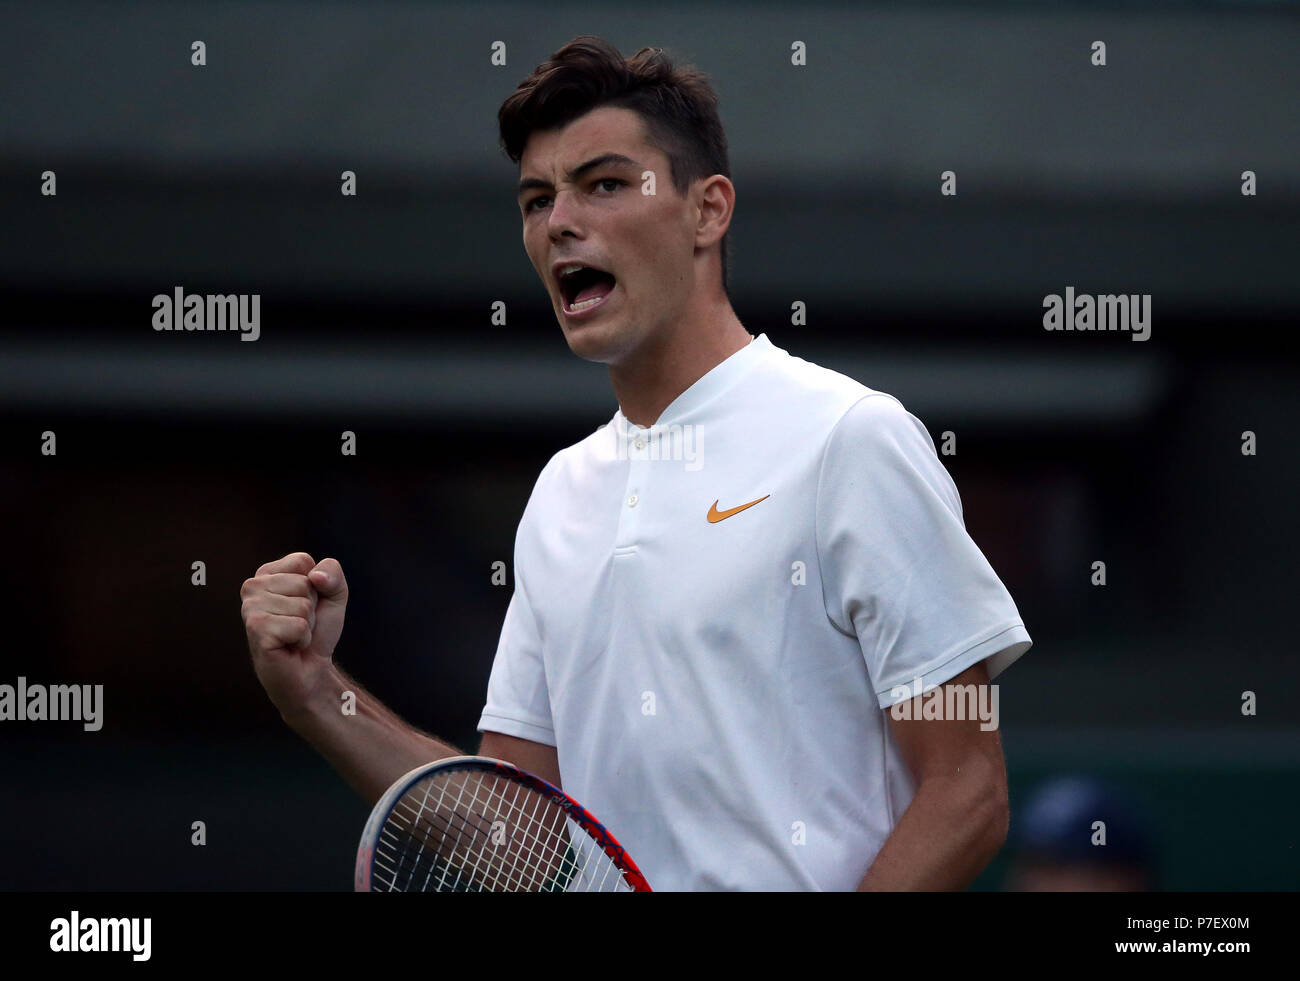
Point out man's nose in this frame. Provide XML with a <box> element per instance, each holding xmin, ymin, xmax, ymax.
<box><xmin>547</xmin><ymin>190</ymin><xmax>582</xmax><ymax>240</ymax></box>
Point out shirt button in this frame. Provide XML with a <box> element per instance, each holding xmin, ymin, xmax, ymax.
<box><xmin>627</xmin><ymin>493</ymin><xmax>639</xmax><ymax>508</ymax></box>
<box><xmin>634</xmin><ymin>437</ymin><xmax>646</xmax><ymax>450</ymax></box>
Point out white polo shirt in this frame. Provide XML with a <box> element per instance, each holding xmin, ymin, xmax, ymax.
<box><xmin>478</xmin><ymin>333</ymin><xmax>1031</xmax><ymax>890</ymax></box>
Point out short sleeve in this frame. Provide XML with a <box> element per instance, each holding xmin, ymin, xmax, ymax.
<box><xmin>477</xmin><ymin>565</ymin><xmax>556</xmax><ymax>746</ymax></box>
<box><xmin>815</xmin><ymin>394</ymin><xmax>1032</xmax><ymax>709</ymax></box>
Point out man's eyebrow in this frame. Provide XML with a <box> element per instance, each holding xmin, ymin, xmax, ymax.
<box><xmin>516</xmin><ymin>152</ymin><xmax>641</xmax><ymax>199</ymax></box>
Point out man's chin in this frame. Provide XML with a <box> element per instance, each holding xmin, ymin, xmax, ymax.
<box><xmin>559</xmin><ymin>318</ymin><xmax>631</xmax><ymax>365</ymax></box>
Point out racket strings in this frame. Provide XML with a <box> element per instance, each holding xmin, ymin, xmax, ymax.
<box><xmin>421</xmin><ymin>775</ymin><xmax>570</xmax><ymax>892</ymax></box>
<box><xmin>405</xmin><ymin>776</ymin><xmax>572</xmax><ymax>891</ymax></box>
<box><xmin>372</xmin><ymin>769</ymin><xmax>631</xmax><ymax>892</ymax></box>
<box><xmin>386</xmin><ymin>778</ymin><xmax>577</xmax><ymax>891</ymax></box>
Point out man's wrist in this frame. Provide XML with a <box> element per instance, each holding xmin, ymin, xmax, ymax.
<box><xmin>279</xmin><ymin>665</ymin><xmax>347</xmax><ymax>736</ymax></box>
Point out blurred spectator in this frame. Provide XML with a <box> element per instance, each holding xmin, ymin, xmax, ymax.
<box><xmin>1004</xmin><ymin>774</ymin><xmax>1158</xmax><ymax>891</ymax></box>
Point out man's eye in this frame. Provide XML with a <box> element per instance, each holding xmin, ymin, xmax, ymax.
<box><xmin>525</xmin><ymin>179</ymin><xmax>620</xmax><ymax>213</ymax></box>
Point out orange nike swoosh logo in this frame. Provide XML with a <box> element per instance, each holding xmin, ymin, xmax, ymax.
<box><xmin>707</xmin><ymin>495</ymin><xmax>770</xmax><ymax>523</ymax></box>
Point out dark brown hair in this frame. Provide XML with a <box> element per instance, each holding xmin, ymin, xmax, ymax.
<box><xmin>499</xmin><ymin>36</ymin><xmax>733</xmax><ymax>292</ymax></box>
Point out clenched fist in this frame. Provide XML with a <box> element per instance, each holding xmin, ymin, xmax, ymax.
<box><xmin>241</xmin><ymin>552</ymin><xmax>349</xmax><ymax>719</ymax></box>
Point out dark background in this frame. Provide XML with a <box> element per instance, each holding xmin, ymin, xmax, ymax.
<box><xmin>1</xmin><ymin>1</ymin><xmax>1296</xmax><ymax>890</ymax></box>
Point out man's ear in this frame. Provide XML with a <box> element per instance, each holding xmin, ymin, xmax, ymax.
<box><xmin>694</xmin><ymin>174</ymin><xmax>735</xmax><ymax>249</ymax></box>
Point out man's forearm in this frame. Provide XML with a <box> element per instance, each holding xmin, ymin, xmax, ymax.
<box><xmin>281</xmin><ymin>663</ymin><xmax>465</xmax><ymax>806</ymax></box>
<box><xmin>857</xmin><ymin>772</ymin><xmax>1008</xmax><ymax>891</ymax></box>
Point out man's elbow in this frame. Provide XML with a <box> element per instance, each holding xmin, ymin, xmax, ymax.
<box><xmin>940</xmin><ymin>753</ymin><xmax>1009</xmax><ymax>862</ymax></box>
<box><xmin>984</xmin><ymin>781</ymin><xmax>1011</xmax><ymax>857</ymax></box>
<box><xmin>972</xmin><ymin>759</ymin><xmax>1011</xmax><ymax>860</ymax></box>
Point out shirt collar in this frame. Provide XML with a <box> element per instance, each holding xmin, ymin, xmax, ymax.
<box><xmin>612</xmin><ymin>333</ymin><xmax>773</xmax><ymax>436</ymax></box>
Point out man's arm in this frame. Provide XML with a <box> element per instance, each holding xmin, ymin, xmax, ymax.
<box><xmin>479</xmin><ymin>731</ymin><xmax>563</xmax><ymax>790</ymax></box>
<box><xmin>285</xmin><ymin>666</ymin><xmax>560</xmax><ymax>804</ymax></box>
<box><xmin>243</xmin><ymin>551</ymin><xmax>558</xmax><ymax>806</ymax></box>
<box><xmin>280</xmin><ymin>662</ymin><xmax>468</xmax><ymax>806</ymax></box>
<box><xmin>857</xmin><ymin>660</ymin><xmax>1010</xmax><ymax>891</ymax></box>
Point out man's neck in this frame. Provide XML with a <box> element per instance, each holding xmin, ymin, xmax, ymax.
<box><xmin>609</xmin><ymin>294</ymin><xmax>753</xmax><ymax>428</ymax></box>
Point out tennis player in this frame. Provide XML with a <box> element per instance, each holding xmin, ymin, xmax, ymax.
<box><xmin>241</xmin><ymin>36</ymin><xmax>1032</xmax><ymax>890</ymax></box>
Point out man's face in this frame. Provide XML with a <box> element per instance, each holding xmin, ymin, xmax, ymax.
<box><xmin>517</xmin><ymin>106</ymin><xmax>699</xmax><ymax>365</ymax></box>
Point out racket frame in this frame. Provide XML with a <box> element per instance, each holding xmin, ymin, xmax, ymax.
<box><xmin>354</xmin><ymin>754</ymin><xmax>652</xmax><ymax>892</ymax></box>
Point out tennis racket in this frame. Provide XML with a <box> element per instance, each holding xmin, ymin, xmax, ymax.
<box><xmin>354</xmin><ymin>755</ymin><xmax>652</xmax><ymax>892</ymax></box>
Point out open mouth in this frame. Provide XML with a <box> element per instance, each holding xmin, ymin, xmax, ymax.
<box><xmin>557</xmin><ymin>264</ymin><xmax>618</xmax><ymax>314</ymax></box>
